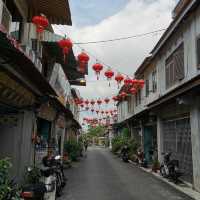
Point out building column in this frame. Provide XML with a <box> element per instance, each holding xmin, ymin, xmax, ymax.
<box><xmin>0</xmin><ymin>0</ymin><xmax>3</xmax><ymax>23</ymax></box>
<box><xmin>157</xmin><ymin>116</ymin><xmax>164</xmax><ymax>163</ymax></box>
<box><xmin>190</xmin><ymin>97</ymin><xmax>200</xmax><ymax>192</ymax></box>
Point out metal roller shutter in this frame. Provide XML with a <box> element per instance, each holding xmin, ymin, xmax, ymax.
<box><xmin>163</xmin><ymin>117</ymin><xmax>193</xmax><ymax>183</ymax></box>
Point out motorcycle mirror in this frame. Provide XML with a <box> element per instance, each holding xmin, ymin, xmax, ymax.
<box><xmin>27</xmin><ymin>167</ymin><xmax>33</xmax><ymax>172</ymax></box>
<box><xmin>55</xmin><ymin>155</ymin><xmax>61</xmax><ymax>160</ymax></box>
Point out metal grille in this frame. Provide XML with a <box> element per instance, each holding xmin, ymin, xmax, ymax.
<box><xmin>163</xmin><ymin>117</ymin><xmax>193</xmax><ymax>183</ymax></box>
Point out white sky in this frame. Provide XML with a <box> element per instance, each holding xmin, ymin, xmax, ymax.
<box><xmin>54</xmin><ymin>0</ymin><xmax>177</xmax><ymax>125</ymax></box>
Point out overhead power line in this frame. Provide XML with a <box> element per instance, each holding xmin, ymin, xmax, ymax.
<box><xmin>54</xmin><ymin>25</ymin><xmax>165</xmax><ymax>78</ymax></box>
<box><xmin>74</xmin><ymin>28</ymin><xmax>166</xmax><ymax>44</ymax></box>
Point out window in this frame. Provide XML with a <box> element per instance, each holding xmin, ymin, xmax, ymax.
<box><xmin>165</xmin><ymin>43</ymin><xmax>184</xmax><ymax>89</ymax></box>
<box><xmin>136</xmin><ymin>89</ymin><xmax>141</xmax><ymax>106</ymax></box>
<box><xmin>145</xmin><ymin>79</ymin><xmax>149</xmax><ymax>97</ymax></box>
<box><xmin>196</xmin><ymin>36</ymin><xmax>200</xmax><ymax>68</ymax></box>
<box><xmin>127</xmin><ymin>96</ymin><xmax>134</xmax><ymax>113</ymax></box>
<box><xmin>152</xmin><ymin>69</ymin><xmax>157</xmax><ymax>93</ymax></box>
<box><xmin>127</xmin><ymin>97</ymin><xmax>131</xmax><ymax>113</ymax></box>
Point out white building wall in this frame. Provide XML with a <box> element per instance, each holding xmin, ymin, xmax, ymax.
<box><xmin>157</xmin><ymin>6</ymin><xmax>200</xmax><ymax>97</ymax></box>
<box><xmin>0</xmin><ymin>0</ymin><xmax>3</xmax><ymax>23</ymax></box>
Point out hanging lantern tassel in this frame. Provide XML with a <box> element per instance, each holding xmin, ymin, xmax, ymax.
<box><xmin>63</xmin><ymin>47</ymin><xmax>69</xmax><ymax>63</ymax></box>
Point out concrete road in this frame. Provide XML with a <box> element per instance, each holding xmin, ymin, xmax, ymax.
<box><xmin>61</xmin><ymin>147</ymin><xmax>193</xmax><ymax>200</ymax></box>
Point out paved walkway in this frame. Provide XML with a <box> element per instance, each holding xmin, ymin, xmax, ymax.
<box><xmin>61</xmin><ymin>147</ymin><xmax>194</xmax><ymax>200</ymax></box>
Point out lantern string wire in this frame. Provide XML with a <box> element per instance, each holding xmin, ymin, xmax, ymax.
<box><xmin>54</xmin><ymin>25</ymin><xmax>164</xmax><ymax>77</ymax></box>
<box><xmin>54</xmin><ymin>25</ymin><xmax>165</xmax><ymax>44</ymax></box>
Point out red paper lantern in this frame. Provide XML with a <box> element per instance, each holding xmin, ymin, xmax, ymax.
<box><xmin>84</xmin><ymin>100</ymin><xmax>89</xmax><ymax>105</ymax></box>
<box><xmin>120</xmin><ymin>92</ymin><xmax>127</xmax><ymax>99</ymax></box>
<box><xmin>97</xmin><ymin>99</ymin><xmax>102</xmax><ymax>106</ymax></box>
<box><xmin>138</xmin><ymin>80</ymin><xmax>145</xmax><ymax>89</ymax></box>
<box><xmin>129</xmin><ymin>87</ymin><xmax>137</xmax><ymax>95</ymax></box>
<box><xmin>58</xmin><ymin>38</ymin><xmax>73</xmax><ymax>62</ymax></box>
<box><xmin>78</xmin><ymin>52</ymin><xmax>90</xmax><ymax>64</ymax></box>
<box><xmin>115</xmin><ymin>73</ymin><xmax>124</xmax><ymax>88</ymax></box>
<box><xmin>90</xmin><ymin>100</ymin><xmax>95</xmax><ymax>106</ymax></box>
<box><xmin>104</xmin><ymin>68</ymin><xmax>114</xmax><ymax>86</ymax></box>
<box><xmin>124</xmin><ymin>76</ymin><xmax>133</xmax><ymax>86</ymax></box>
<box><xmin>92</xmin><ymin>63</ymin><xmax>103</xmax><ymax>80</ymax></box>
<box><xmin>112</xmin><ymin>96</ymin><xmax>118</xmax><ymax>102</ymax></box>
<box><xmin>131</xmin><ymin>79</ymin><xmax>139</xmax><ymax>86</ymax></box>
<box><xmin>74</xmin><ymin>98</ymin><xmax>80</xmax><ymax>105</ymax></box>
<box><xmin>79</xmin><ymin>98</ymin><xmax>84</xmax><ymax>105</ymax></box>
<box><xmin>104</xmin><ymin>98</ymin><xmax>110</xmax><ymax>104</ymax></box>
<box><xmin>78</xmin><ymin>52</ymin><xmax>90</xmax><ymax>73</ymax></box>
<box><xmin>32</xmin><ymin>15</ymin><xmax>49</xmax><ymax>38</ymax></box>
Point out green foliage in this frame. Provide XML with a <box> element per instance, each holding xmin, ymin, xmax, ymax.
<box><xmin>122</xmin><ymin>127</ymin><xmax>131</xmax><ymax>138</ymax></box>
<box><xmin>111</xmin><ymin>136</ymin><xmax>126</xmax><ymax>153</ymax></box>
<box><xmin>24</xmin><ymin>166</ymin><xmax>41</xmax><ymax>184</ymax></box>
<box><xmin>64</xmin><ymin>139</ymin><xmax>83</xmax><ymax>161</ymax></box>
<box><xmin>0</xmin><ymin>158</ymin><xmax>20</xmax><ymax>200</ymax></box>
<box><xmin>111</xmin><ymin>136</ymin><xmax>139</xmax><ymax>158</ymax></box>
<box><xmin>87</xmin><ymin>126</ymin><xmax>106</xmax><ymax>138</ymax></box>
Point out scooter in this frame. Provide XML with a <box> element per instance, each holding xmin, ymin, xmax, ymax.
<box><xmin>160</xmin><ymin>152</ymin><xmax>182</xmax><ymax>183</ymax></box>
<box><xmin>121</xmin><ymin>146</ymin><xmax>129</xmax><ymax>162</ymax></box>
<box><xmin>122</xmin><ymin>152</ymin><xmax>129</xmax><ymax>162</ymax></box>
<box><xmin>136</xmin><ymin>149</ymin><xmax>148</xmax><ymax>168</ymax></box>
<box><xmin>42</xmin><ymin>155</ymin><xmax>66</xmax><ymax>197</ymax></box>
<box><xmin>20</xmin><ymin>167</ymin><xmax>47</xmax><ymax>200</ymax></box>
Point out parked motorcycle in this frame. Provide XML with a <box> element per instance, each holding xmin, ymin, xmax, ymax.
<box><xmin>42</xmin><ymin>154</ymin><xmax>66</xmax><ymax>197</ymax></box>
<box><xmin>136</xmin><ymin>149</ymin><xmax>148</xmax><ymax>168</ymax></box>
<box><xmin>160</xmin><ymin>152</ymin><xmax>183</xmax><ymax>183</ymax></box>
<box><xmin>20</xmin><ymin>167</ymin><xmax>47</xmax><ymax>200</ymax></box>
<box><xmin>121</xmin><ymin>145</ymin><xmax>129</xmax><ymax>162</ymax></box>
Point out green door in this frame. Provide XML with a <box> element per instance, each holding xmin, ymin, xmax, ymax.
<box><xmin>143</xmin><ymin>126</ymin><xmax>153</xmax><ymax>164</ymax></box>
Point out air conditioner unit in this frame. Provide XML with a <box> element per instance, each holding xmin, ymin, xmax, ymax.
<box><xmin>1</xmin><ymin>2</ymin><xmax>12</xmax><ymax>33</ymax></box>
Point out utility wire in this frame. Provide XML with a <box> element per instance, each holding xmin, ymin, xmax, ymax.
<box><xmin>74</xmin><ymin>28</ymin><xmax>166</xmax><ymax>44</ymax></box>
<box><xmin>54</xmin><ymin>25</ymin><xmax>164</xmax><ymax>78</ymax></box>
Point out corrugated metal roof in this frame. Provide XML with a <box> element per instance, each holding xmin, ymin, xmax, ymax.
<box><xmin>27</xmin><ymin>0</ymin><xmax>72</xmax><ymax>25</ymax></box>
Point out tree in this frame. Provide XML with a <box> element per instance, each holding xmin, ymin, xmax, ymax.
<box><xmin>87</xmin><ymin>125</ymin><xmax>106</xmax><ymax>138</ymax></box>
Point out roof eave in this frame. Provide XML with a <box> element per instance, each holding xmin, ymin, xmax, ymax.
<box><xmin>151</xmin><ymin>0</ymin><xmax>198</xmax><ymax>57</ymax></box>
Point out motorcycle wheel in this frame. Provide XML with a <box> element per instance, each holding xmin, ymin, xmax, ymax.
<box><xmin>56</xmin><ymin>173</ymin><xmax>62</xmax><ymax>197</ymax></box>
<box><xmin>160</xmin><ymin>166</ymin><xmax>166</xmax><ymax>177</ymax></box>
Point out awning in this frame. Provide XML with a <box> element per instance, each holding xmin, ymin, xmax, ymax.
<box><xmin>0</xmin><ymin>31</ymin><xmax>57</xmax><ymax>96</ymax></box>
<box><xmin>49</xmin><ymin>97</ymin><xmax>73</xmax><ymax>119</ymax></box>
<box><xmin>148</xmin><ymin>74</ymin><xmax>200</xmax><ymax>109</ymax></box>
<box><xmin>72</xmin><ymin>118</ymin><xmax>82</xmax><ymax>129</ymax></box>
<box><xmin>26</xmin><ymin>0</ymin><xmax>72</xmax><ymax>25</ymax></box>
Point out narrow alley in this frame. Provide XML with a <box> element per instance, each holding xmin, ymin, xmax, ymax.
<box><xmin>61</xmin><ymin>147</ymin><xmax>193</xmax><ymax>200</ymax></box>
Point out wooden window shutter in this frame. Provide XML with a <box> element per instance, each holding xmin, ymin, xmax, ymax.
<box><xmin>197</xmin><ymin>37</ymin><xmax>200</xmax><ymax>68</ymax></box>
<box><xmin>174</xmin><ymin>43</ymin><xmax>184</xmax><ymax>80</ymax></box>
<box><xmin>145</xmin><ymin>79</ymin><xmax>149</xmax><ymax>97</ymax></box>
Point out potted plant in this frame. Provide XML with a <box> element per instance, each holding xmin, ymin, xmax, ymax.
<box><xmin>0</xmin><ymin>158</ymin><xmax>20</xmax><ymax>200</ymax></box>
<box><xmin>152</xmin><ymin>159</ymin><xmax>160</xmax><ymax>173</ymax></box>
